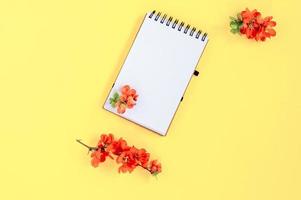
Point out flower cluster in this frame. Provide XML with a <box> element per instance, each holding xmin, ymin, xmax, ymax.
<box><xmin>230</xmin><ymin>8</ymin><xmax>276</xmax><ymax>41</ymax></box>
<box><xmin>77</xmin><ymin>134</ymin><xmax>161</xmax><ymax>176</ymax></box>
<box><xmin>109</xmin><ymin>85</ymin><xmax>138</xmax><ymax>114</ymax></box>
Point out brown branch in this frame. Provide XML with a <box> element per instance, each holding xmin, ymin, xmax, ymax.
<box><xmin>138</xmin><ymin>164</ymin><xmax>152</xmax><ymax>173</ymax></box>
<box><xmin>76</xmin><ymin>139</ymin><xmax>98</xmax><ymax>151</ymax></box>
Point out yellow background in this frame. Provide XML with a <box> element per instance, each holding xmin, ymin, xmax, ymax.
<box><xmin>0</xmin><ymin>0</ymin><xmax>300</xmax><ymax>199</ymax></box>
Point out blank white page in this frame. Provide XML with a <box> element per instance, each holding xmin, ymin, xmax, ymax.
<box><xmin>104</xmin><ymin>11</ymin><xmax>208</xmax><ymax>136</ymax></box>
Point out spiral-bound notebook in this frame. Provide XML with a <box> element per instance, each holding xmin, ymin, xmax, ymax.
<box><xmin>104</xmin><ymin>10</ymin><xmax>208</xmax><ymax>136</ymax></box>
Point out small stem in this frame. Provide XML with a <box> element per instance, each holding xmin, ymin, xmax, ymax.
<box><xmin>76</xmin><ymin>139</ymin><xmax>98</xmax><ymax>151</ymax></box>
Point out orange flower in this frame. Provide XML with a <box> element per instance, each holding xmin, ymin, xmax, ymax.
<box><xmin>126</xmin><ymin>96</ymin><xmax>136</xmax><ymax>108</ymax></box>
<box><xmin>112</xmin><ymin>85</ymin><xmax>138</xmax><ymax>114</ymax></box>
<box><xmin>116</xmin><ymin>101</ymin><xmax>126</xmax><ymax>114</ymax></box>
<box><xmin>121</xmin><ymin>85</ymin><xmax>130</xmax><ymax>95</ymax></box>
<box><xmin>123</xmin><ymin>88</ymin><xmax>138</xmax><ymax>102</ymax></box>
<box><xmin>134</xmin><ymin>148</ymin><xmax>150</xmax><ymax>168</ymax></box>
<box><xmin>241</xmin><ymin>8</ymin><xmax>261</xmax><ymax>23</ymax></box>
<box><xmin>149</xmin><ymin>160</ymin><xmax>162</xmax><ymax>174</ymax></box>
<box><xmin>116</xmin><ymin>148</ymin><xmax>138</xmax><ymax>173</ymax></box>
<box><xmin>108</xmin><ymin>138</ymin><xmax>130</xmax><ymax>155</ymax></box>
<box><xmin>240</xmin><ymin>8</ymin><xmax>276</xmax><ymax>41</ymax></box>
<box><xmin>97</xmin><ymin>133</ymin><xmax>114</xmax><ymax>148</ymax></box>
<box><xmin>121</xmin><ymin>85</ymin><xmax>138</xmax><ymax>101</ymax></box>
<box><xmin>90</xmin><ymin>150</ymin><xmax>110</xmax><ymax>167</ymax></box>
<box><xmin>119</xmin><ymin>94</ymin><xmax>127</xmax><ymax>102</ymax></box>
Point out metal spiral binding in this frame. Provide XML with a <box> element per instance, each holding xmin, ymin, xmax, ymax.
<box><xmin>166</xmin><ymin>17</ymin><xmax>173</xmax><ymax>26</ymax></box>
<box><xmin>148</xmin><ymin>10</ymin><xmax>208</xmax><ymax>41</ymax></box>
<box><xmin>178</xmin><ymin>22</ymin><xmax>184</xmax><ymax>31</ymax></box>
<box><xmin>172</xmin><ymin>19</ymin><xmax>178</xmax><ymax>28</ymax></box>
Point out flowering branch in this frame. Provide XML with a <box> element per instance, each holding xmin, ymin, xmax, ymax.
<box><xmin>230</xmin><ymin>8</ymin><xmax>276</xmax><ymax>41</ymax></box>
<box><xmin>77</xmin><ymin>134</ymin><xmax>161</xmax><ymax>176</ymax></box>
<box><xmin>77</xmin><ymin>139</ymin><xmax>152</xmax><ymax>173</ymax></box>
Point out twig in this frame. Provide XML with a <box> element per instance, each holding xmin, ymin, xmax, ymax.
<box><xmin>76</xmin><ymin>139</ymin><xmax>98</xmax><ymax>151</ymax></box>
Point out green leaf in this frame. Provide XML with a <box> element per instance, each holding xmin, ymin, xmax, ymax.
<box><xmin>230</xmin><ymin>22</ymin><xmax>238</xmax><ymax>30</ymax></box>
<box><xmin>230</xmin><ymin>29</ymin><xmax>238</xmax><ymax>34</ymax></box>
<box><xmin>109</xmin><ymin>98</ymin><xmax>115</xmax><ymax>107</ymax></box>
<box><xmin>152</xmin><ymin>172</ymin><xmax>159</xmax><ymax>176</ymax></box>
<box><xmin>229</xmin><ymin>16</ymin><xmax>243</xmax><ymax>34</ymax></box>
<box><xmin>111</xmin><ymin>101</ymin><xmax>116</xmax><ymax>108</ymax></box>
<box><xmin>109</xmin><ymin>92</ymin><xmax>120</xmax><ymax>108</ymax></box>
<box><xmin>113</xmin><ymin>92</ymin><xmax>119</xmax><ymax>99</ymax></box>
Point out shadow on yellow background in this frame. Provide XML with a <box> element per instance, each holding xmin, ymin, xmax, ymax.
<box><xmin>0</xmin><ymin>0</ymin><xmax>300</xmax><ymax>200</ymax></box>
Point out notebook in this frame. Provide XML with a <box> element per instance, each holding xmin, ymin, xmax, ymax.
<box><xmin>104</xmin><ymin>10</ymin><xmax>209</xmax><ymax>136</ymax></box>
